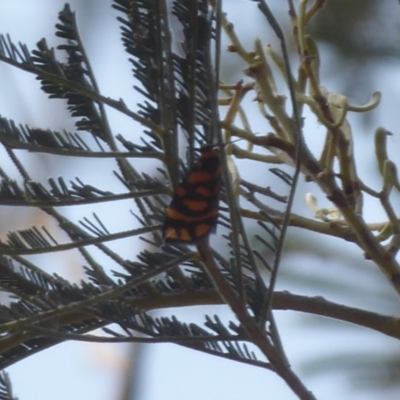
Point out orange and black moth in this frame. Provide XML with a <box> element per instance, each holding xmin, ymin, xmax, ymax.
<box><xmin>162</xmin><ymin>145</ymin><xmax>221</xmax><ymax>244</ymax></box>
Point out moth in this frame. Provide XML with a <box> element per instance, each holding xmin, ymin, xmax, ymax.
<box><xmin>162</xmin><ymin>145</ymin><xmax>221</xmax><ymax>244</ymax></box>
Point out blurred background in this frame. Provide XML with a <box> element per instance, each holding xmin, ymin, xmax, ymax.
<box><xmin>1</xmin><ymin>0</ymin><xmax>400</xmax><ymax>399</ymax></box>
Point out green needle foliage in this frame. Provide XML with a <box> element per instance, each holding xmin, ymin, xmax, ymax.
<box><xmin>0</xmin><ymin>1</ymin><xmax>399</xmax><ymax>399</ymax></box>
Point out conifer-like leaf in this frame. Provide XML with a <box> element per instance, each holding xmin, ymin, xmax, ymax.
<box><xmin>0</xmin><ymin>1</ymin><xmax>321</xmax><ymax>397</ymax></box>
<box><xmin>0</xmin><ymin>371</ymin><xmax>18</xmax><ymax>400</ymax></box>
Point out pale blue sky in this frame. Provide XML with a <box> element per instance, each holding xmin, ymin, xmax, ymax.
<box><xmin>1</xmin><ymin>1</ymin><xmax>400</xmax><ymax>399</ymax></box>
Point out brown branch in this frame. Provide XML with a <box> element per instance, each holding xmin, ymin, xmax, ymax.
<box><xmin>2</xmin><ymin>289</ymin><xmax>399</xmax><ymax>370</ymax></box>
<box><xmin>197</xmin><ymin>241</ymin><xmax>317</xmax><ymax>400</ymax></box>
